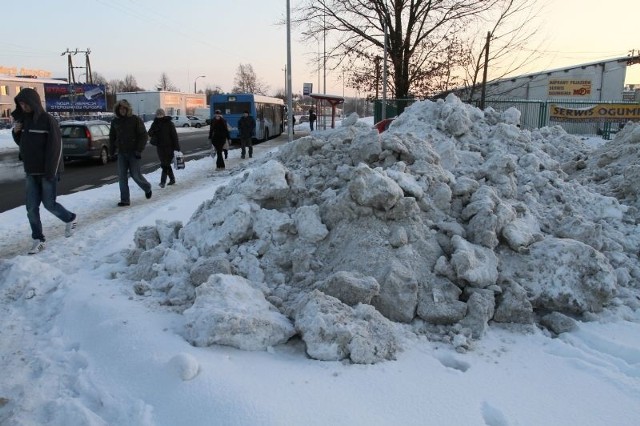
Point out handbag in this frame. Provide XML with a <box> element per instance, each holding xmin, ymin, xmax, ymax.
<box><xmin>223</xmin><ymin>139</ymin><xmax>230</xmax><ymax>150</ymax></box>
<box><xmin>173</xmin><ymin>151</ymin><xmax>185</xmax><ymax>169</ymax></box>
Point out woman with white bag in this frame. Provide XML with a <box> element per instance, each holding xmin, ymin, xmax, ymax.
<box><xmin>148</xmin><ymin>108</ymin><xmax>181</xmax><ymax>187</ymax></box>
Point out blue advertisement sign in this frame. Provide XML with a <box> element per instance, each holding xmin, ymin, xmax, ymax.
<box><xmin>44</xmin><ymin>83</ymin><xmax>106</xmax><ymax>112</ymax></box>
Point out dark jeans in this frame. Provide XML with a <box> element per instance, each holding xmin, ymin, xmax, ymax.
<box><xmin>240</xmin><ymin>137</ymin><xmax>253</xmax><ymax>157</ymax></box>
<box><xmin>310</xmin><ymin>121</ymin><xmax>315</xmax><ymax>131</ymax></box>
<box><xmin>25</xmin><ymin>174</ymin><xmax>75</xmax><ymax>241</ymax></box>
<box><xmin>213</xmin><ymin>144</ymin><xmax>225</xmax><ymax>168</ymax></box>
<box><xmin>160</xmin><ymin>164</ymin><xmax>175</xmax><ymax>184</ymax></box>
<box><xmin>117</xmin><ymin>152</ymin><xmax>151</xmax><ymax>202</ymax></box>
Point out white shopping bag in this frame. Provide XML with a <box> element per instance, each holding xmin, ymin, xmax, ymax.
<box><xmin>173</xmin><ymin>151</ymin><xmax>185</xmax><ymax>169</ymax></box>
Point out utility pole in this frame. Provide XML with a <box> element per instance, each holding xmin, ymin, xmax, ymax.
<box><xmin>286</xmin><ymin>0</ymin><xmax>293</xmax><ymax>142</ymax></box>
<box><xmin>480</xmin><ymin>32</ymin><xmax>490</xmax><ymax>110</ymax></box>
<box><xmin>374</xmin><ymin>56</ymin><xmax>381</xmax><ymax>100</ymax></box>
<box><xmin>382</xmin><ymin>2</ymin><xmax>389</xmax><ymax>120</ymax></box>
<box><xmin>61</xmin><ymin>48</ymin><xmax>92</xmax><ymax>84</ymax></box>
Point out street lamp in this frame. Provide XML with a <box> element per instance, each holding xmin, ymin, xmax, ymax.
<box><xmin>194</xmin><ymin>75</ymin><xmax>206</xmax><ymax>94</ymax></box>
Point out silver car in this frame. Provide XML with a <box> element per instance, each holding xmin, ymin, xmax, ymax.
<box><xmin>171</xmin><ymin>115</ymin><xmax>191</xmax><ymax>127</ymax></box>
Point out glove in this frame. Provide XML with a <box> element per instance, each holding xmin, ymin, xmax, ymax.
<box><xmin>134</xmin><ymin>152</ymin><xmax>142</xmax><ymax>159</ymax></box>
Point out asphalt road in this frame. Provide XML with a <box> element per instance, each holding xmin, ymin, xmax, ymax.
<box><xmin>0</xmin><ymin>129</ymin><xmax>213</xmax><ymax>213</ymax></box>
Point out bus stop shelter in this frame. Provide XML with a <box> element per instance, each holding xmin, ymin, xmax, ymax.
<box><xmin>310</xmin><ymin>93</ymin><xmax>345</xmax><ymax>129</ymax></box>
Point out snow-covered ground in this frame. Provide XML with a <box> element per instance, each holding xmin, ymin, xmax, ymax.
<box><xmin>1</xmin><ymin>101</ymin><xmax>639</xmax><ymax>426</ymax></box>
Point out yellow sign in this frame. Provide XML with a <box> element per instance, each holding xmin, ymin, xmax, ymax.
<box><xmin>550</xmin><ymin>104</ymin><xmax>640</xmax><ymax>122</ymax></box>
<box><xmin>548</xmin><ymin>79</ymin><xmax>592</xmax><ymax>97</ymax></box>
<box><xmin>0</xmin><ymin>66</ymin><xmax>52</xmax><ymax>78</ymax></box>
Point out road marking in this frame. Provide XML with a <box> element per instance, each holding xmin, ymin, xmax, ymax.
<box><xmin>102</xmin><ymin>175</ymin><xmax>118</xmax><ymax>181</ymax></box>
<box><xmin>71</xmin><ymin>185</ymin><xmax>94</xmax><ymax>192</ymax></box>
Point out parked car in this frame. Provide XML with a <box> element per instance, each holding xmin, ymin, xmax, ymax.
<box><xmin>60</xmin><ymin>120</ymin><xmax>112</xmax><ymax>165</ymax></box>
<box><xmin>171</xmin><ymin>115</ymin><xmax>191</xmax><ymax>127</ymax></box>
<box><xmin>373</xmin><ymin>117</ymin><xmax>396</xmax><ymax>133</ymax></box>
<box><xmin>187</xmin><ymin>115</ymin><xmax>207</xmax><ymax>128</ymax></box>
<box><xmin>0</xmin><ymin>118</ymin><xmax>12</xmax><ymax>129</ymax></box>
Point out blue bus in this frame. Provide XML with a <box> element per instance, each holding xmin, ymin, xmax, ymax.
<box><xmin>210</xmin><ymin>93</ymin><xmax>284</xmax><ymax>141</ymax></box>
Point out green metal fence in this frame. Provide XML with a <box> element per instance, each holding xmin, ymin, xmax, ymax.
<box><xmin>373</xmin><ymin>99</ymin><xmax>416</xmax><ymax>123</ymax></box>
<box><xmin>374</xmin><ymin>98</ymin><xmax>639</xmax><ymax>140</ymax></box>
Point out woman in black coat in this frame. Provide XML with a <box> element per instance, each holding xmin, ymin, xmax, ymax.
<box><xmin>148</xmin><ymin>108</ymin><xmax>181</xmax><ymax>187</ymax></box>
<box><xmin>208</xmin><ymin>110</ymin><xmax>230</xmax><ymax>169</ymax></box>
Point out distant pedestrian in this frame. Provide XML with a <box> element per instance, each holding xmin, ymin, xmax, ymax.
<box><xmin>11</xmin><ymin>88</ymin><xmax>77</xmax><ymax>254</ymax></box>
<box><xmin>208</xmin><ymin>110</ymin><xmax>230</xmax><ymax>169</ymax></box>
<box><xmin>309</xmin><ymin>108</ymin><xmax>317</xmax><ymax>131</ymax></box>
<box><xmin>109</xmin><ymin>99</ymin><xmax>152</xmax><ymax>206</ymax></box>
<box><xmin>292</xmin><ymin>115</ymin><xmax>296</xmax><ymax>135</ymax></box>
<box><xmin>237</xmin><ymin>110</ymin><xmax>256</xmax><ymax>159</ymax></box>
<box><xmin>148</xmin><ymin>108</ymin><xmax>181</xmax><ymax>188</ymax></box>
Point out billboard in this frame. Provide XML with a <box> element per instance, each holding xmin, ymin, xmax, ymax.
<box><xmin>550</xmin><ymin>104</ymin><xmax>640</xmax><ymax>122</ymax></box>
<box><xmin>548</xmin><ymin>79</ymin><xmax>592</xmax><ymax>97</ymax></box>
<box><xmin>303</xmin><ymin>82</ymin><xmax>313</xmax><ymax>95</ymax></box>
<box><xmin>44</xmin><ymin>83</ymin><xmax>107</xmax><ymax>112</ymax></box>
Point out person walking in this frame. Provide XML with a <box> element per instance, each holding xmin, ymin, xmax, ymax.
<box><xmin>148</xmin><ymin>108</ymin><xmax>180</xmax><ymax>188</ymax></box>
<box><xmin>237</xmin><ymin>110</ymin><xmax>256</xmax><ymax>159</ymax></box>
<box><xmin>11</xmin><ymin>88</ymin><xmax>77</xmax><ymax>254</ymax></box>
<box><xmin>109</xmin><ymin>99</ymin><xmax>152</xmax><ymax>206</ymax></box>
<box><xmin>309</xmin><ymin>108</ymin><xmax>317</xmax><ymax>131</ymax></box>
<box><xmin>208</xmin><ymin>110</ymin><xmax>230</xmax><ymax>169</ymax></box>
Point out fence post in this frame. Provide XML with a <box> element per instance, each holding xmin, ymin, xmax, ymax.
<box><xmin>539</xmin><ymin>102</ymin><xmax>548</xmax><ymax>128</ymax></box>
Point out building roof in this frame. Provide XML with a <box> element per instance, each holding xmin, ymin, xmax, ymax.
<box><xmin>0</xmin><ymin>75</ymin><xmax>69</xmax><ymax>84</ymax></box>
<box><xmin>492</xmin><ymin>55</ymin><xmax>640</xmax><ymax>83</ymax></box>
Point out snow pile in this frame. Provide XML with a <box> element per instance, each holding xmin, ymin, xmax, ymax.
<box><xmin>564</xmin><ymin>122</ymin><xmax>640</xmax><ymax>210</ymax></box>
<box><xmin>118</xmin><ymin>94</ymin><xmax>640</xmax><ymax>363</ymax></box>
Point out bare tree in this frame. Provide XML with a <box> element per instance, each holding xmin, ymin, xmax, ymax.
<box><xmin>461</xmin><ymin>0</ymin><xmax>546</xmax><ymax>101</ymax></box>
<box><xmin>107</xmin><ymin>79</ymin><xmax>124</xmax><ymax>94</ymax></box>
<box><xmin>157</xmin><ymin>72</ymin><xmax>179</xmax><ymax>91</ymax></box>
<box><xmin>293</xmin><ymin>0</ymin><xmax>539</xmax><ymax>102</ymax></box>
<box><xmin>91</xmin><ymin>72</ymin><xmax>108</xmax><ymax>86</ymax></box>
<box><xmin>121</xmin><ymin>74</ymin><xmax>143</xmax><ymax>92</ymax></box>
<box><xmin>232</xmin><ymin>64</ymin><xmax>269</xmax><ymax>95</ymax></box>
<box><xmin>204</xmin><ymin>85</ymin><xmax>224</xmax><ymax>98</ymax></box>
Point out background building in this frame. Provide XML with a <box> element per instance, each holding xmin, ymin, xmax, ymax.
<box><xmin>0</xmin><ymin>75</ymin><xmax>68</xmax><ymax>123</ymax></box>
<box><xmin>115</xmin><ymin>91</ymin><xmax>206</xmax><ymax>121</ymax></box>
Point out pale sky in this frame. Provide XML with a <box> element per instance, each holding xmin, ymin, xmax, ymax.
<box><xmin>0</xmin><ymin>0</ymin><xmax>638</xmax><ymax>98</ymax></box>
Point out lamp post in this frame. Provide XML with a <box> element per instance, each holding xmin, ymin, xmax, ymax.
<box><xmin>286</xmin><ymin>0</ymin><xmax>293</xmax><ymax>142</ymax></box>
<box><xmin>194</xmin><ymin>75</ymin><xmax>205</xmax><ymax>94</ymax></box>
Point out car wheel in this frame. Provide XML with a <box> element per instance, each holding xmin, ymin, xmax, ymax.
<box><xmin>183</xmin><ymin>124</ymin><xmax>189</xmax><ymax>127</ymax></box>
<box><xmin>98</xmin><ymin>146</ymin><xmax>109</xmax><ymax>165</ymax></box>
<box><xmin>195</xmin><ymin>123</ymin><xmax>201</xmax><ymax>128</ymax></box>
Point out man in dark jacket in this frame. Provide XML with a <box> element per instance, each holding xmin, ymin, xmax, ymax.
<box><xmin>109</xmin><ymin>99</ymin><xmax>152</xmax><ymax>206</ymax></box>
<box><xmin>237</xmin><ymin>110</ymin><xmax>256</xmax><ymax>159</ymax></box>
<box><xmin>148</xmin><ymin>108</ymin><xmax>181</xmax><ymax>187</ymax></box>
<box><xmin>309</xmin><ymin>108</ymin><xmax>317</xmax><ymax>131</ymax></box>
<box><xmin>208</xmin><ymin>110</ymin><xmax>230</xmax><ymax>169</ymax></box>
<box><xmin>11</xmin><ymin>88</ymin><xmax>77</xmax><ymax>254</ymax></box>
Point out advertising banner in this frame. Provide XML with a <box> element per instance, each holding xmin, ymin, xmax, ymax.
<box><xmin>44</xmin><ymin>83</ymin><xmax>106</xmax><ymax>112</ymax></box>
<box><xmin>550</xmin><ymin>104</ymin><xmax>640</xmax><ymax>122</ymax></box>
<box><xmin>548</xmin><ymin>79</ymin><xmax>592</xmax><ymax>97</ymax></box>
